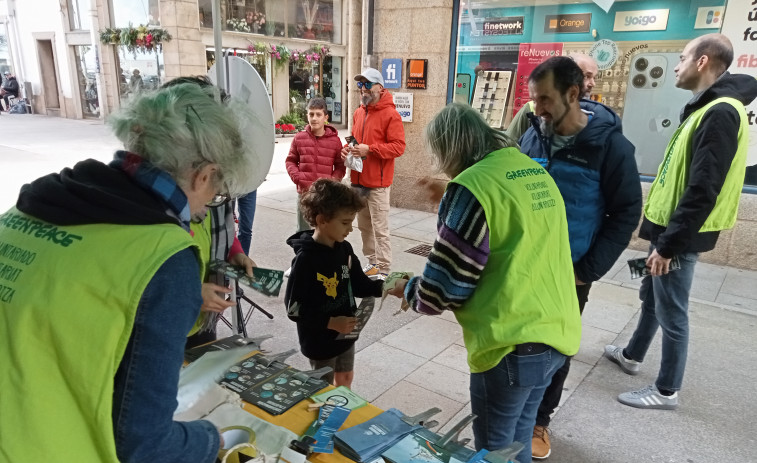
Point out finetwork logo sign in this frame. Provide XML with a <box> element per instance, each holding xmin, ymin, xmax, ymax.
<box><xmin>382</xmin><ymin>59</ymin><xmax>402</xmax><ymax>89</ymax></box>
<box><xmin>483</xmin><ymin>17</ymin><xmax>524</xmax><ymax>35</ymax></box>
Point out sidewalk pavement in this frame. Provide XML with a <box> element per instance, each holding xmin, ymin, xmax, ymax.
<box><xmin>2</xmin><ymin>115</ymin><xmax>757</xmax><ymax>462</ymax></box>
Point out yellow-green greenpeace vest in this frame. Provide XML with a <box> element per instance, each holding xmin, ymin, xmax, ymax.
<box><xmin>0</xmin><ymin>208</ymin><xmax>197</xmax><ymax>462</ymax></box>
<box><xmin>188</xmin><ymin>214</ymin><xmax>212</xmax><ymax>336</ymax></box>
<box><xmin>451</xmin><ymin>148</ymin><xmax>581</xmax><ymax>373</ymax></box>
<box><xmin>645</xmin><ymin>97</ymin><xmax>748</xmax><ymax>232</ymax></box>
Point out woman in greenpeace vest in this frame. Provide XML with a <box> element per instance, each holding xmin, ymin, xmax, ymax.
<box><xmin>388</xmin><ymin>103</ymin><xmax>581</xmax><ymax>463</ymax></box>
<box><xmin>0</xmin><ymin>80</ymin><xmax>260</xmax><ymax>462</ymax></box>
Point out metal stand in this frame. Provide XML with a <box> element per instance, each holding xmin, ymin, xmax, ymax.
<box><xmin>218</xmin><ymin>281</ymin><xmax>274</xmax><ymax>336</ymax></box>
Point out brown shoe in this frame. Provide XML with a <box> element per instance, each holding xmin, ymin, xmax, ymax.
<box><xmin>363</xmin><ymin>263</ymin><xmax>380</xmax><ymax>277</ymax></box>
<box><xmin>532</xmin><ymin>425</ymin><xmax>551</xmax><ymax>459</ymax></box>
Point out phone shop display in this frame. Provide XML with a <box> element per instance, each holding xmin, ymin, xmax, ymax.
<box><xmin>621</xmin><ymin>53</ymin><xmax>692</xmax><ymax>175</ymax></box>
<box><xmin>475</xmin><ymin>40</ymin><xmax>691</xmax><ymax>176</ymax></box>
<box><xmin>471</xmin><ymin>71</ymin><xmax>512</xmax><ymax>129</ymax></box>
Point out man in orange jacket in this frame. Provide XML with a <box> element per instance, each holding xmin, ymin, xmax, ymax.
<box><xmin>341</xmin><ymin>68</ymin><xmax>406</xmax><ymax>278</ymax></box>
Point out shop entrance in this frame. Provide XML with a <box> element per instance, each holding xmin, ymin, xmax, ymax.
<box><xmin>36</xmin><ymin>38</ymin><xmax>61</xmax><ymax>116</ymax></box>
<box><xmin>288</xmin><ymin>55</ymin><xmax>342</xmax><ymax>124</ymax></box>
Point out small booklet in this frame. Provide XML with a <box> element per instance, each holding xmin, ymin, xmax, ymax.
<box><xmin>334</xmin><ymin>408</ymin><xmax>422</xmax><ymax>462</ymax></box>
<box><xmin>311</xmin><ymin>385</ymin><xmax>368</xmax><ymax>410</ymax></box>
<box><xmin>219</xmin><ymin>351</ymin><xmax>330</xmax><ymax>416</ymax></box>
<box><xmin>310</xmin><ymin>405</ymin><xmax>351</xmax><ymax>454</ymax></box>
<box><xmin>381</xmin><ymin>414</ymin><xmax>523</xmax><ymax>463</ymax></box>
<box><xmin>382</xmin><ymin>431</ymin><xmax>470</xmax><ymax>463</ymax></box>
<box><xmin>208</xmin><ymin>260</ymin><xmax>284</xmax><ymax>297</ymax></box>
<box><xmin>627</xmin><ymin>255</ymin><xmax>681</xmax><ymax>279</ymax></box>
<box><xmin>336</xmin><ymin>297</ymin><xmax>376</xmax><ymax>341</ymax></box>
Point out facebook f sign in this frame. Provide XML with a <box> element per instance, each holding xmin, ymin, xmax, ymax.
<box><xmin>382</xmin><ymin>59</ymin><xmax>402</xmax><ymax>89</ymax></box>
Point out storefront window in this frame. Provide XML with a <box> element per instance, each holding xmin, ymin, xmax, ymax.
<box><xmin>205</xmin><ymin>48</ymin><xmax>273</xmax><ymax>98</ymax></box>
<box><xmin>116</xmin><ymin>47</ymin><xmax>164</xmax><ymax>103</ymax></box>
<box><xmin>451</xmin><ymin>0</ymin><xmax>756</xmax><ymax>186</ymax></box>
<box><xmin>198</xmin><ymin>0</ymin><xmax>340</xmax><ymax>43</ymax></box>
<box><xmin>68</xmin><ymin>0</ymin><xmax>92</xmax><ymax>30</ymax></box>
<box><xmin>111</xmin><ymin>0</ymin><xmax>160</xmax><ymax>27</ymax></box>
<box><xmin>288</xmin><ymin>54</ymin><xmax>341</xmax><ymax>124</ymax></box>
<box><xmin>288</xmin><ymin>0</ymin><xmax>341</xmax><ymax>43</ymax></box>
<box><xmin>0</xmin><ymin>25</ymin><xmax>10</xmax><ymax>74</ymax></box>
<box><xmin>110</xmin><ymin>0</ymin><xmax>162</xmax><ymax>104</ymax></box>
<box><xmin>73</xmin><ymin>45</ymin><xmax>99</xmax><ymax>117</ymax></box>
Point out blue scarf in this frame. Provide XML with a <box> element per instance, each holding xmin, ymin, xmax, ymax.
<box><xmin>110</xmin><ymin>151</ymin><xmax>192</xmax><ymax>231</ymax></box>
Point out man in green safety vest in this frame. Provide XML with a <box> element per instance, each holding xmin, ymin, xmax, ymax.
<box><xmin>605</xmin><ymin>33</ymin><xmax>757</xmax><ymax>410</ymax></box>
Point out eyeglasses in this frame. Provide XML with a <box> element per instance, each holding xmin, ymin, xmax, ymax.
<box><xmin>356</xmin><ymin>81</ymin><xmax>378</xmax><ymax>90</ymax></box>
<box><xmin>206</xmin><ymin>192</ymin><xmax>231</xmax><ymax>207</ymax></box>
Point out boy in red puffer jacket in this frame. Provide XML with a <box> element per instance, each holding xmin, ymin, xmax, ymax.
<box><xmin>286</xmin><ymin>97</ymin><xmax>346</xmax><ymax>232</ymax></box>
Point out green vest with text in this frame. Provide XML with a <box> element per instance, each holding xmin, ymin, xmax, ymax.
<box><xmin>644</xmin><ymin>97</ymin><xmax>748</xmax><ymax>231</ymax></box>
<box><xmin>0</xmin><ymin>208</ymin><xmax>197</xmax><ymax>462</ymax></box>
<box><xmin>451</xmin><ymin>148</ymin><xmax>581</xmax><ymax>374</ymax></box>
<box><xmin>188</xmin><ymin>214</ymin><xmax>212</xmax><ymax>336</ymax></box>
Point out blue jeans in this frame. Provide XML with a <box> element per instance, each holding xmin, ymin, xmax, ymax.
<box><xmin>625</xmin><ymin>246</ymin><xmax>699</xmax><ymax>391</ymax></box>
<box><xmin>236</xmin><ymin>190</ymin><xmax>257</xmax><ymax>255</ymax></box>
<box><xmin>470</xmin><ymin>347</ymin><xmax>566</xmax><ymax>463</ymax></box>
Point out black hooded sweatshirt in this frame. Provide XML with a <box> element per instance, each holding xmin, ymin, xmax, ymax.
<box><xmin>285</xmin><ymin>230</ymin><xmax>382</xmax><ymax>360</ymax></box>
<box><xmin>16</xmin><ymin>156</ymin><xmax>180</xmax><ymax>227</ymax></box>
<box><xmin>639</xmin><ymin>72</ymin><xmax>757</xmax><ymax>257</ymax></box>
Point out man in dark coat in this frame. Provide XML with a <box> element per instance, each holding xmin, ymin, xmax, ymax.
<box><xmin>1</xmin><ymin>71</ymin><xmax>20</xmax><ymax>111</ymax></box>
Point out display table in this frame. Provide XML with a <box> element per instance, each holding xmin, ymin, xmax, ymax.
<box><xmin>241</xmin><ymin>386</ymin><xmax>383</xmax><ymax>463</ymax></box>
<box><xmin>182</xmin><ymin>342</ymin><xmax>384</xmax><ymax>463</ymax></box>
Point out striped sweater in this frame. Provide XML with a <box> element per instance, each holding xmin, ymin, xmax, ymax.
<box><xmin>405</xmin><ymin>183</ymin><xmax>490</xmax><ymax>314</ymax></box>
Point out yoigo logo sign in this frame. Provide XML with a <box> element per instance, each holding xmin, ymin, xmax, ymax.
<box><xmin>614</xmin><ymin>9</ymin><xmax>669</xmax><ymax>32</ymax></box>
<box><xmin>625</xmin><ymin>15</ymin><xmax>656</xmax><ymax>26</ymax></box>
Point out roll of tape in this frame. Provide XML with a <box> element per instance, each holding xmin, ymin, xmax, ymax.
<box><xmin>219</xmin><ymin>426</ymin><xmax>257</xmax><ymax>463</ymax></box>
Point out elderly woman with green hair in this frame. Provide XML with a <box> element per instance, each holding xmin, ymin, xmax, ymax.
<box><xmin>389</xmin><ymin>103</ymin><xmax>581</xmax><ymax>462</ymax></box>
<box><xmin>0</xmin><ymin>80</ymin><xmax>261</xmax><ymax>462</ymax></box>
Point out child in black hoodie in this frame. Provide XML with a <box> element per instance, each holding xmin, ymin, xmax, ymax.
<box><xmin>285</xmin><ymin>179</ymin><xmax>383</xmax><ymax>387</ymax></box>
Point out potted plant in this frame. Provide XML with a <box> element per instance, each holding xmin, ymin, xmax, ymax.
<box><xmin>301</xmin><ymin>0</ymin><xmax>320</xmax><ymax>39</ymax></box>
<box><xmin>245</xmin><ymin>11</ymin><xmax>266</xmax><ymax>34</ymax></box>
<box><xmin>226</xmin><ymin>18</ymin><xmax>251</xmax><ymax>33</ymax></box>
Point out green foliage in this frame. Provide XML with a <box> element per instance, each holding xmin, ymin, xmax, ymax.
<box><xmin>99</xmin><ymin>24</ymin><xmax>171</xmax><ymax>58</ymax></box>
<box><xmin>277</xmin><ymin>111</ymin><xmax>306</xmax><ymax>127</ymax></box>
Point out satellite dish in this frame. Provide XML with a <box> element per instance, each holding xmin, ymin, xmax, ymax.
<box><xmin>208</xmin><ymin>56</ymin><xmax>275</xmax><ymax>192</ymax></box>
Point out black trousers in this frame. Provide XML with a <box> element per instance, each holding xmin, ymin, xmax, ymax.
<box><xmin>535</xmin><ymin>282</ymin><xmax>592</xmax><ymax>427</ymax></box>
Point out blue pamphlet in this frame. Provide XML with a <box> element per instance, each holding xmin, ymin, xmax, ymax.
<box><xmin>311</xmin><ymin>406</ymin><xmax>351</xmax><ymax>454</ymax></box>
<box><xmin>334</xmin><ymin>408</ymin><xmax>421</xmax><ymax>462</ymax></box>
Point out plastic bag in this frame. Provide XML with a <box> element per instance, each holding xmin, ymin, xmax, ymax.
<box><xmin>9</xmin><ymin>101</ymin><xmax>27</xmax><ymax>114</ymax></box>
<box><xmin>344</xmin><ymin>154</ymin><xmax>363</xmax><ymax>172</ymax></box>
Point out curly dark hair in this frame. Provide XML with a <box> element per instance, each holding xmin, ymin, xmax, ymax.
<box><xmin>299</xmin><ymin>178</ymin><xmax>365</xmax><ymax>226</ymax></box>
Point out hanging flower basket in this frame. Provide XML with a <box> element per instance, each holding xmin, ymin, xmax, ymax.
<box><xmin>99</xmin><ymin>24</ymin><xmax>172</xmax><ymax>57</ymax></box>
<box><xmin>247</xmin><ymin>42</ymin><xmax>330</xmax><ymax>72</ymax></box>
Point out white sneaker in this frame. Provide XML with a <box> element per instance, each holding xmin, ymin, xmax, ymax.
<box><xmin>604</xmin><ymin>345</ymin><xmax>641</xmax><ymax>375</ymax></box>
<box><xmin>618</xmin><ymin>384</ymin><xmax>679</xmax><ymax>410</ymax></box>
<box><xmin>284</xmin><ymin>267</ymin><xmax>291</xmax><ymax>278</ymax></box>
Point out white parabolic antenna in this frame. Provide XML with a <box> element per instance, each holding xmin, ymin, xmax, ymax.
<box><xmin>208</xmin><ymin>56</ymin><xmax>275</xmax><ymax>192</ymax></box>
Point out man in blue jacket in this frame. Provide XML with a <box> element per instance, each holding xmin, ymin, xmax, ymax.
<box><xmin>519</xmin><ymin>56</ymin><xmax>642</xmax><ymax>460</ymax></box>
